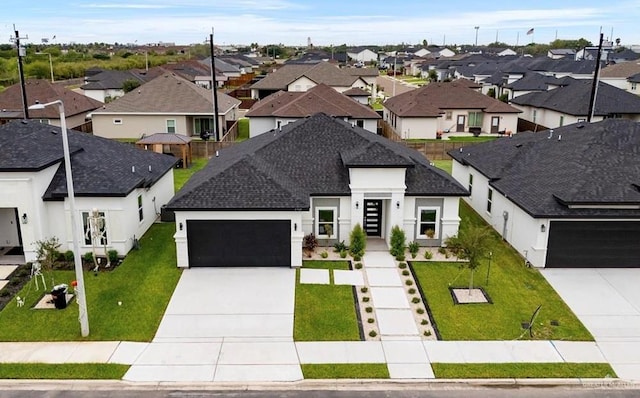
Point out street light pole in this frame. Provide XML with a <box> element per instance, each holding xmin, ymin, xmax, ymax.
<box><xmin>35</xmin><ymin>52</ymin><xmax>54</xmax><ymax>83</ymax></box>
<box><xmin>29</xmin><ymin>100</ymin><xmax>89</xmax><ymax>337</ymax></box>
<box><xmin>474</xmin><ymin>26</ymin><xmax>480</xmax><ymax>47</ymax></box>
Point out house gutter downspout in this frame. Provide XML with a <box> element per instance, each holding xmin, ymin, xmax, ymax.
<box><xmin>587</xmin><ymin>32</ymin><xmax>604</xmax><ymax>123</ymax></box>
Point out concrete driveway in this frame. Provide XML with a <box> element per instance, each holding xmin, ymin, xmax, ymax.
<box><xmin>123</xmin><ymin>267</ymin><xmax>300</xmax><ymax>382</ymax></box>
<box><xmin>541</xmin><ymin>268</ymin><xmax>640</xmax><ymax>380</ymax></box>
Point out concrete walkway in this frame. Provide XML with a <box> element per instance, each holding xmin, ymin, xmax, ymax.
<box><xmin>541</xmin><ymin>268</ymin><xmax>640</xmax><ymax>381</ymax></box>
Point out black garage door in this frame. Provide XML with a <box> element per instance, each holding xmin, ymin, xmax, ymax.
<box><xmin>187</xmin><ymin>220</ymin><xmax>291</xmax><ymax>267</ymax></box>
<box><xmin>546</xmin><ymin>221</ymin><xmax>640</xmax><ymax>268</ymax></box>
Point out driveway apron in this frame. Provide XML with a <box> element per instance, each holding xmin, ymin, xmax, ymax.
<box><xmin>122</xmin><ymin>267</ymin><xmax>301</xmax><ymax>382</ymax></box>
<box><xmin>541</xmin><ymin>268</ymin><xmax>640</xmax><ymax>381</ymax></box>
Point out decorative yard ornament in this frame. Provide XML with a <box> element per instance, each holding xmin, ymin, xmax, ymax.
<box><xmin>86</xmin><ymin>208</ymin><xmax>109</xmax><ymax>271</ymax></box>
<box><xmin>31</xmin><ymin>261</ymin><xmax>46</xmax><ymax>291</ymax></box>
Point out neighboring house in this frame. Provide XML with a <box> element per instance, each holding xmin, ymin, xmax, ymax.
<box><xmin>346</xmin><ymin>47</ymin><xmax>378</xmax><ymax>63</ymax></box>
<box><xmin>510</xmin><ymin>78</ymin><xmax>640</xmax><ymax>128</ymax></box>
<box><xmin>0</xmin><ymin>80</ymin><xmax>102</xmax><ymax>129</ymax></box>
<box><xmin>158</xmin><ymin>60</ymin><xmax>218</xmax><ymax>89</ymax></box>
<box><xmin>502</xmin><ymin>72</ymin><xmax>567</xmax><ymax>99</ymax></box>
<box><xmin>91</xmin><ymin>73</ymin><xmax>241</xmax><ymax>140</ymax></box>
<box><xmin>497</xmin><ymin>48</ymin><xmax>517</xmax><ymax>57</ymax></box>
<box><xmin>342</xmin><ymin>87</ymin><xmax>371</xmax><ymax>105</ymax></box>
<box><xmin>599</xmin><ymin>61</ymin><xmax>640</xmax><ymax>92</ymax></box>
<box><xmin>245</xmin><ymin>84</ymin><xmax>380</xmax><ymax>137</ymax></box>
<box><xmin>382</xmin><ymin>80</ymin><xmax>521</xmax><ymax>139</ymax></box>
<box><xmin>166</xmin><ymin>113</ymin><xmax>468</xmax><ymax>268</ymax></box>
<box><xmin>81</xmin><ymin>69</ymin><xmax>148</xmax><ymax>103</ymax></box>
<box><xmin>449</xmin><ymin>119</ymin><xmax>640</xmax><ymax>268</ymax></box>
<box><xmin>344</xmin><ymin>67</ymin><xmax>379</xmax><ymax>86</ymax></box>
<box><xmin>0</xmin><ymin>120</ymin><xmax>176</xmax><ymax>263</ymax></box>
<box><xmin>249</xmin><ymin>62</ymin><xmax>369</xmax><ymax>99</ymax></box>
<box><xmin>547</xmin><ymin>49</ymin><xmax>576</xmax><ymax>59</ymax></box>
<box><xmin>609</xmin><ymin>49</ymin><xmax>640</xmax><ymax>64</ymax></box>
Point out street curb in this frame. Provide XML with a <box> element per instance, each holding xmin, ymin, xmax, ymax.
<box><xmin>0</xmin><ymin>378</ymin><xmax>638</xmax><ymax>391</ymax></box>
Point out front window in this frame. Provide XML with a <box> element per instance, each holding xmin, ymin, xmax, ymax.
<box><xmin>137</xmin><ymin>195</ymin><xmax>144</xmax><ymax>222</ymax></box>
<box><xmin>533</xmin><ymin>110</ymin><xmax>537</xmax><ymax>123</ymax></box>
<box><xmin>316</xmin><ymin>207</ymin><xmax>337</xmax><ymax>238</ymax></box>
<box><xmin>468</xmin><ymin>174</ymin><xmax>473</xmax><ymax>195</ymax></box>
<box><xmin>445</xmin><ymin>111</ymin><xmax>452</xmax><ymax>120</ymax></box>
<box><xmin>632</xmin><ymin>82</ymin><xmax>637</xmax><ymax>91</ymax></box>
<box><xmin>166</xmin><ymin>119</ymin><xmax>176</xmax><ymax>133</ymax></box>
<box><xmin>82</xmin><ymin>211</ymin><xmax>108</xmax><ymax>246</ymax></box>
<box><xmin>417</xmin><ymin>207</ymin><xmax>439</xmax><ymax>239</ymax></box>
<box><xmin>559</xmin><ymin>116</ymin><xmax>564</xmax><ymax>127</ymax></box>
<box><xmin>487</xmin><ymin>188</ymin><xmax>493</xmax><ymax>213</ymax></box>
<box><xmin>468</xmin><ymin>111</ymin><xmax>483</xmax><ymax>127</ymax></box>
<box><xmin>194</xmin><ymin>118</ymin><xmax>214</xmax><ymax>135</ymax></box>
<box><xmin>356</xmin><ymin>119</ymin><xmax>364</xmax><ymax>128</ymax></box>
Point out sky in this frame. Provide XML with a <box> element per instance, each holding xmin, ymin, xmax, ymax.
<box><xmin>4</xmin><ymin>0</ymin><xmax>640</xmax><ymax>48</ymax></box>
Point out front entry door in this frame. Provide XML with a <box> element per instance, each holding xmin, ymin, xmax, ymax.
<box><xmin>491</xmin><ymin>116</ymin><xmax>500</xmax><ymax>133</ymax></box>
<box><xmin>456</xmin><ymin>115</ymin><xmax>466</xmax><ymax>132</ymax></box>
<box><xmin>363</xmin><ymin>200</ymin><xmax>382</xmax><ymax>236</ymax></box>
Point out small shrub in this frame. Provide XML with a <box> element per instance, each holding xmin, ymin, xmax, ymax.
<box><xmin>438</xmin><ymin>247</ymin><xmax>447</xmax><ymax>255</ymax></box>
<box><xmin>402</xmin><ymin>270</ymin><xmax>410</xmax><ymax>276</ymax></box>
<box><xmin>339</xmin><ymin>250</ymin><xmax>347</xmax><ymax>258</ymax></box>
<box><xmin>0</xmin><ymin>291</ymin><xmax>9</xmax><ymax>297</ymax></box>
<box><xmin>367</xmin><ymin>318</ymin><xmax>375</xmax><ymax>324</ymax></box>
<box><xmin>412</xmin><ymin>297</ymin><xmax>421</xmax><ymax>304</ymax></box>
<box><xmin>405</xmin><ymin>279</ymin><xmax>413</xmax><ymax>286</ymax></box>
<box><xmin>365</xmin><ymin>306</ymin><xmax>373</xmax><ymax>313</ymax></box>
<box><xmin>408</xmin><ymin>288</ymin><xmax>416</xmax><ymax>294</ymax></box>
<box><xmin>421</xmin><ymin>319</ymin><xmax>429</xmax><ymax>325</ymax></box>
<box><xmin>82</xmin><ymin>251</ymin><xmax>94</xmax><ymax>263</ymax></box>
<box><xmin>107</xmin><ymin>249</ymin><xmax>119</xmax><ymax>264</ymax></box>
<box><xmin>424</xmin><ymin>250</ymin><xmax>433</xmax><ymax>260</ymax></box>
<box><xmin>445</xmin><ymin>251</ymin><xmax>451</xmax><ymax>259</ymax></box>
<box><xmin>369</xmin><ymin>330</ymin><xmax>377</xmax><ymax>337</ymax></box>
<box><xmin>362</xmin><ymin>296</ymin><xmax>370</xmax><ymax>302</ymax></box>
<box><xmin>389</xmin><ymin>225</ymin><xmax>406</xmax><ymax>257</ymax></box>
<box><xmin>349</xmin><ymin>224</ymin><xmax>367</xmax><ymax>258</ymax></box>
<box><xmin>320</xmin><ymin>250</ymin><xmax>329</xmax><ymax>259</ymax></box>
<box><xmin>354</xmin><ymin>262</ymin><xmax>362</xmax><ymax>269</ymax></box>
<box><xmin>395</xmin><ymin>254</ymin><xmax>405</xmax><ymax>261</ymax></box>
<box><xmin>408</xmin><ymin>241</ymin><xmax>420</xmax><ymax>258</ymax></box>
<box><xmin>333</xmin><ymin>240</ymin><xmax>348</xmax><ymax>253</ymax></box>
<box><xmin>424</xmin><ymin>330</ymin><xmax>432</xmax><ymax>337</ymax></box>
<box><xmin>303</xmin><ymin>233</ymin><xmax>318</xmax><ymax>255</ymax></box>
<box><xmin>398</xmin><ymin>262</ymin><xmax>407</xmax><ymax>269</ymax></box>
<box><xmin>353</xmin><ymin>255</ymin><xmax>362</xmax><ymax>262</ymax></box>
<box><xmin>64</xmin><ymin>250</ymin><xmax>74</xmax><ymax>262</ymax></box>
<box><xmin>417</xmin><ymin>308</ymin><xmax>425</xmax><ymax>314</ymax></box>
<box><xmin>361</xmin><ymin>287</ymin><xmax>368</xmax><ymax>293</ymax></box>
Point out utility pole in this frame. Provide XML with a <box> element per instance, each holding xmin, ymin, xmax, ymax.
<box><xmin>10</xmin><ymin>25</ymin><xmax>29</xmax><ymax>119</ymax></box>
<box><xmin>587</xmin><ymin>33</ymin><xmax>604</xmax><ymax>123</ymax></box>
<box><xmin>209</xmin><ymin>28</ymin><xmax>221</xmax><ymax>141</ymax></box>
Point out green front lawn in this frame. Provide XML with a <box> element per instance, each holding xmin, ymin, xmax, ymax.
<box><xmin>411</xmin><ymin>201</ymin><xmax>593</xmax><ymax>341</ymax></box>
<box><xmin>0</xmin><ymin>223</ymin><xmax>182</xmax><ymax>341</ymax></box>
<box><xmin>0</xmin><ymin>363</ymin><xmax>129</xmax><ymax>379</ymax></box>
<box><xmin>294</xmin><ymin>261</ymin><xmax>360</xmax><ymax>341</ymax></box>
<box><xmin>432</xmin><ymin>363</ymin><xmax>616</xmax><ymax>379</ymax></box>
<box><xmin>173</xmin><ymin>157</ymin><xmax>209</xmax><ymax>192</ymax></box>
<box><xmin>302</xmin><ymin>363</ymin><xmax>389</xmax><ymax>379</ymax></box>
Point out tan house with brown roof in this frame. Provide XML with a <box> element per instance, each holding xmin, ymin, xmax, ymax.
<box><xmin>600</xmin><ymin>62</ymin><xmax>640</xmax><ymax>94</ymax></box>
<box><xmin>383</xmin><ymin>80</ymin><xmax>521</xmax><ymax>139</ymax></box>
<box><xmin>91</xmin><ymin>73</ymin><xmax>240</xmax><ymax>140</ymax></box>
<box><xmin>0</xmin><ymin>79</ymin><xmax>102</xmax><ymax>129</ymax></box>
<box><xmin>249</xmin><ymin>62</ymin><xmax>369</xmax><ymax>99</ymax></box>
<box><xmin>246</xmin><ymin>83</ymin><xmax>380</xmax><ymax>137</ymax></box>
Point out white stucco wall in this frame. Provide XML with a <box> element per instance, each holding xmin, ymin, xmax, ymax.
<box><xmin>287</xmin><ymin>76</ymin><xmax>316</xmax><ymax>92</ymax></box>
<box><xmin>452</xmin><ymin>160</ymin><xmax>548</xmax><ymax>267</ymax></box>
<box><xmin>173</xmin><ymin>210</ymin><xmax>304</xmax><ymax>268</ymax></box>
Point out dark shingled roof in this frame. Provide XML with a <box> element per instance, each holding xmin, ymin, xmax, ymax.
<box><xmin>167</xmin><ymin>113</ymin><xmax>467</xmax><ymax>211</ymax></box>
<box><xmin>511</xmin><ymin>78</ymin><xmax>640</xmax><ymax>116</ymax></box>
<box><xmin>448</xmin><ymin>119</ymin><xmax>640</xmax><ymax>218</ymax></box>
<box><xmin>246</xmin><ymin>83</ymin><xmax>379</xmax><ymax>119</ymax></box>
<box><xmin>83</xmin><ymin>70</ymin><xmax>147</xmax><ymax>90</ymax></box>
<box><xmin>250</xmin><ymin>62</ymin><xmax>360</xmax><ymax>90</ymax></box>
<box><xmin>0</xmin><ymin>120</ymin><xmax>177</xmax><ymax>200</ymax></box>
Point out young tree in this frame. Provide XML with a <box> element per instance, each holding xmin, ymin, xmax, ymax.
<box><xmin>445</xmin><ymin>225</ymin><xmax>493</xmax><ymax>292</ymax></box>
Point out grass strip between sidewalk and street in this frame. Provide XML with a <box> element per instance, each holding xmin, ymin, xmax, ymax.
<box><xmin>294</xmin><ymin>261</ymin><xmax>359</xmax><ymax>341</ymax></box>
<box><xmin>301</xmin><ymin>363</ymin><xmax>389</xmax><ymax>379</ymax></box>
<box><xmin>431</xmin><ymin>363</ymin><xmax>616</xmax><ymax>379</ymax></box>
<box><xmin>411</xmin><ymin>201</ymin><xmax>593</xmax><ymax>341</ymax></box>
<box><xmin>0</xmin><ymin>363</ymin><xmax>130</xmax><ymax>379</ymax></box>
<box><xmin>0</xmin><ymin>223</ymin><xmax>182</xmax><ymax>342</ymax></box>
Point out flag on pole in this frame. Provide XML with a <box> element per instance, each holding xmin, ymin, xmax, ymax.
<box><xmin>526</xmin><ymin>28</ymin><xmax>534</xmax><ymax>35</ymax></box>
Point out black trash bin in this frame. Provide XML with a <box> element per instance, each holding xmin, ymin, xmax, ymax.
<box><xmin>51</xmin><ymin>284</ymin><xmax>68</xmax><ymax>310</ymax></box>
